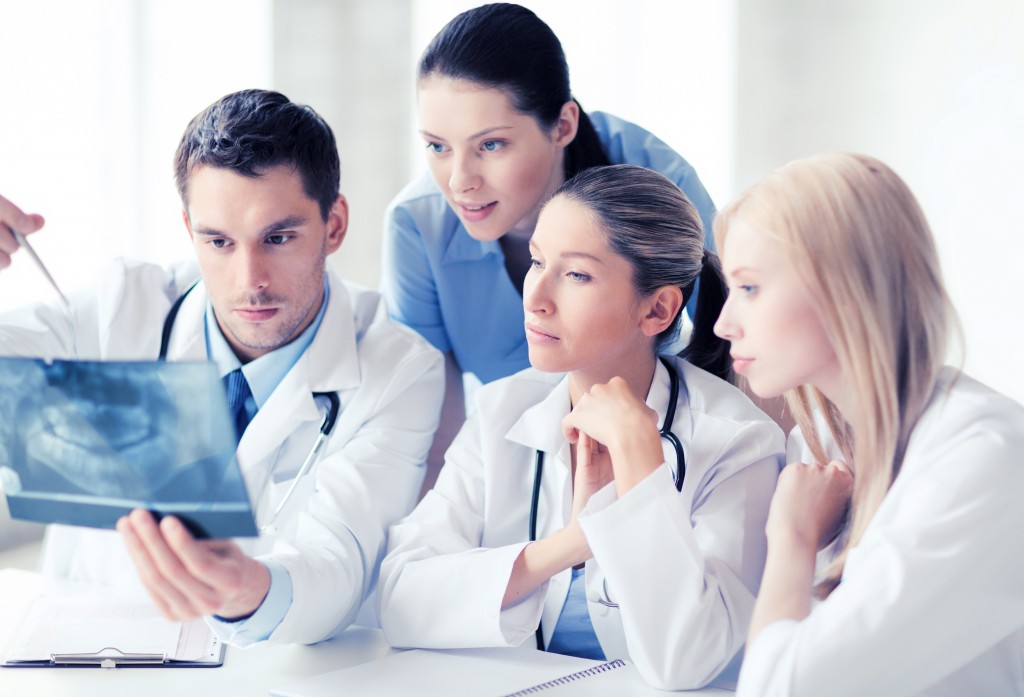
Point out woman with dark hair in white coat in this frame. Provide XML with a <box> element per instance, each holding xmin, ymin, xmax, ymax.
<box><xmin>380</xmin><ymin>165</ymin><xmax>785</xmax><ymax>691</ymax></box>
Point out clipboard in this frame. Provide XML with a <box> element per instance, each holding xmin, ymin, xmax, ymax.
<box><xmin>2</xmin><ymin>596</ymin><xmax>225</xmax><ymax>669</ymax></box>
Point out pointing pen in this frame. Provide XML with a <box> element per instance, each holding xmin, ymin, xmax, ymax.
<box><xmin>9</xmin><ymin>227</ymin><xmax>72</xmax><ymax>310</ymax></box>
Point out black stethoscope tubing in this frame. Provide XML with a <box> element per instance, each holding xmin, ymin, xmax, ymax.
<box><xmin>528</xmin><ymin>355</ymin><xmax>686</xmax><ymax>650</ymax></box>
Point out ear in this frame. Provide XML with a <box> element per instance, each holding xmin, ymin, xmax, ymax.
<box><xmin>325</xmin><ymin>194</ymin><xmax>349</xmax><ymax>254</ymax></box>
<box><xmin>640</xmin><ymin>285</ymin><xmax>684</xmax><ymax>338</ymax></box>
<box><xmin>553</xmin><ymin>100</ymin><xmax>580</xmax><ymax>148</ymax></box>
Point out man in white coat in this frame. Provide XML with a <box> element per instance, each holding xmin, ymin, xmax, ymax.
<box><xmin>0</xmin><ymin>89</ymin><xmax>444</xmax><ymax>646</ymax></box>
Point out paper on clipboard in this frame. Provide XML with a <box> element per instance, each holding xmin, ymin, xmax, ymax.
<box><xmin>2</xmin><ymin>596</ymin><xmax>224</xmax><ymax>668</ymax></box>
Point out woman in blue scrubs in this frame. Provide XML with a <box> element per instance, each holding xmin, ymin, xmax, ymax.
<box><xmin>381</xmin><ymin>3</ymin><xmax>716</xmax><ymax>388</ymax></box>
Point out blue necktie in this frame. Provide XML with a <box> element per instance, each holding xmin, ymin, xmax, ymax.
<box><xmin>222</xmin><ymin>368</ymin><xmax>253</xmax><ymax>443</ymax></box>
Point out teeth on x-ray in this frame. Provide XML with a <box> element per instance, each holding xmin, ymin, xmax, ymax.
<box><xmin>0</xmin><ymin>358</ymin><xmax>255</xmax><ymax>537</ymax></box>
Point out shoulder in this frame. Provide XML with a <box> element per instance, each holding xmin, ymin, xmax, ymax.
<box><xmin>588</xmin><ymin>111</ymin><xmax>659</xmax><ymax>156</ymax></box>
<box><xmin>587</xmin><ymin>112</ymin><xmax>712</xmax><ymax>209</ymax></box>
<box><xmin>906</xmin><ymin>369</ymin><xmax>1024</xmax><ymax>469</ymax></box>
<box><xmin>471</xmin><ymin>367</ymin><xmax>563</xmax><ymax>416</ymax></box>
<box><xmin>674</xmin><ymin>357</ymin><xmax>781</xmax><ymax>430</ymax></box>
<box><xmin>662</xmin><ymin>357</ymin><xmax>784</xmax><ymax>490</ymax></box>
<box><xmin>384</xmin><ymin>171</ymin><xmax>466</xmax><ymax>259</ymax></box>
<box><xmin>669</xmin><ymin>356</ymin><xmax>786</xmax><ymax>460</ymax></box>
<box><xmin>103</xmin><ymin>258</ymin><xmax>199</xmax><ymax>303</ymax></box>
<box><xmin>588</xmin><ymin>110</ymin><xmax>643</xmax><ymax>139</ymax></box>
<box><xmin>386</xmin><ymin>172</ymin><xmax>452</xmax><ymax>228</ymax></box>
<box><xmin>334</xmin><ymin>275</ymin><xmax>442</xmax><ymax>366</ymax></box>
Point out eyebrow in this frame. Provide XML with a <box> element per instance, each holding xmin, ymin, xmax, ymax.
<box><xmin>726</xmin><ymin>266</ymin><xmax>760</xmax><ymax>279</ymax></box>
<box><xmin>420</xmin><ymin>125</ymin><xmax>514</xmax><ymax>142</ymax></box>
<box><xmin>529</xmin><ymin>242</ymin><xmax>609</xmax><ymax>266</ymax></box>
<box><xmin>193</xmin><ymin>215</ymin><xmax>308</xmax><ymax>238</ymax></box>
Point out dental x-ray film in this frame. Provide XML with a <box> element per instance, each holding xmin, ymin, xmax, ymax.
<box><xmin>0</xmin><ymin>358</ymin><xmax>257</xmax><ymax>538</ymax></box>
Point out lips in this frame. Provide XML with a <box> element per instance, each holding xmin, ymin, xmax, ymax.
<box><xmin>525</xmin><ymin>323</ymin><xmax>559</xmax><ymax>342</ymax></box>
<box><xmin>731</xmin><ymin>355</ymin><xmax>753</xmax><ymax>374</ymax></box>
<box><xmin>455</xmin><ymin>200</ymin><xmax>497</xmax><ymax>222</ymax></box>
<box><xmin>236</xmin><ymin>307</ymin><xmax>278</xmax><ymax>322</ymax></box>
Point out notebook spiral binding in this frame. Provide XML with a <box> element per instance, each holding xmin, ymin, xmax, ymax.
<box><xmin>501</xmin><ymin>658</ymin><xmax>627</xmax><ymax>696</ymax></box>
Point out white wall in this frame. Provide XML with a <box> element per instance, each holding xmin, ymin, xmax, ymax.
<box><xmin>272</xmin><ymin>0</ymin><xmax>413</xmax><ymax>290</ymax></box>
<box><xmin>0</xmin><ymin>0</ymin><xmax>273</xmax><ymax>310</ymax></box>
<box><xmin>736</xmin><ymin>0</ymin><xmax>1024</xmax><ymax>403</ymax></box>
<box><xmin>2</xmin><ymin>0</ymin><xmax>1021</xmax><ymax>404</ymax></box>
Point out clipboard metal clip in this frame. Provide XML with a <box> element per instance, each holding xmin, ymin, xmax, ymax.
<box><xmin>50</xmin><ymin>647</ymin><xmax>167</xmax><ymax>668</ymax></box>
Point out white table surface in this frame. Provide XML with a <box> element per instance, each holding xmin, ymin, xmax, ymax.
<box><xmin>0</xmin><ymin>566</ymin><xmax>398</xmax><ymax>696</ymax></box>
<box><xmin>0</xmin><ymin>542</ymin><xmax>734</xmax><ymax>697</ymax></box>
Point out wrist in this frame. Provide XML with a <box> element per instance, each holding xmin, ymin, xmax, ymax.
<box><xmin>766</xmin><ymin>527</ymin><xmax>818</xmax><ymax>563</ymax></box>
<box><xmin>609</xmin><ymin>428</ymin><xmax>663</xmax><ymax>495</ymax></box>
<box><xmin>559</xmin><ymin>520</ymin><xmax>592</xmax><ymax>567</ymax></box>
<box><xmin>217</xmin><ymin>561</ymin><xmax>271</xmax><ymax>620</ymax></box>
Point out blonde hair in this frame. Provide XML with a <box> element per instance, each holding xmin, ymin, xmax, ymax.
<box><xmin>714</xmin><ymin>153</ymin><xmax>961</xmax><ymax>594</ymax></box>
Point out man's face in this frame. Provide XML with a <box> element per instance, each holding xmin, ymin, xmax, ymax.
<box><xmin>183</xmin><ymin>165</ymin><xmax>346</xmax><ymax>362</ymax></box>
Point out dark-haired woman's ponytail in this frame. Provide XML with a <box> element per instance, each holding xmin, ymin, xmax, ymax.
<box><xmin>563</xmin><ymin>100</ymin><xmax>612</xmax><ymax>179</ymax></box>
<box><xmin>681</xmin><ymin>250</ymin><xmax>732</xmax><ymax>382</ymax></box>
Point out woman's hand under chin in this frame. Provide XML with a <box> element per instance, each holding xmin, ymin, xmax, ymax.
<box><xmin>563</xmin><ymin>377</ymin><xmax>664</xmax><ymax>498</ymax></box>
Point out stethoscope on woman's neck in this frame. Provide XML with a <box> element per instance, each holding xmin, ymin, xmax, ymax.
<box><xmin>158</xmin><ymin>281</ymin><xmax>341</xmax><ymax>533</ymax></box>
<box><xmin>527</xmin><ymin>355</ymin><xmax>687</xmax><ymax>649</ymax></box>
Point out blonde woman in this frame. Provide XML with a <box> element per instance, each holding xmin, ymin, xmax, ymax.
<box><xmin>713</xmin><ymin>152</ymin><xmax>1024</xmax><ymax>696</ymax></box>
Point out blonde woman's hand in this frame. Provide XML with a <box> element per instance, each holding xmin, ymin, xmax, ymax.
<box><xmin>562</xmin><ymin>377</ymin><xmax>663</xmax><ymax>497</ymax></box>
<box><xmin>767</xmin><ymin>459</ymin><xmax>853</xmax><ymax>552</ymax></box>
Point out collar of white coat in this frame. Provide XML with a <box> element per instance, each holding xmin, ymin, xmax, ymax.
<box><xmin>504</xmin><ymin>358</ymin><xmax>682</xmax><ymax>467</ymax></box>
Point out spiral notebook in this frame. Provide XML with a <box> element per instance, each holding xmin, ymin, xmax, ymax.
<box><xmin>269</xmin><ymin>647</ymin><xmax>704</xmax><ymax>696</ymax></box>
<box><xmin>500</xmin><ymin>658</ymin><xmax>628</xmax><ymax>695</ymax></box>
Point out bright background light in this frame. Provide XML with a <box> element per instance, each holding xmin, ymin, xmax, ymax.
<box><xmin>1</xmin><ymin>0</ymin><xmax>1021</xmax><ymax>404</ymax></box>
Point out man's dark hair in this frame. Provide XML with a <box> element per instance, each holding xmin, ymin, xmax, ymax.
<box><xmin>174</xmin><ymin>89</ymin><xmax>340</xmax><ymax>220</ymax></box>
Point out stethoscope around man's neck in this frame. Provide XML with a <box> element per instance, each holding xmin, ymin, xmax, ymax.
<box><xmin>528</xmin><ymin>355</ymin><xmax>687</xmax><ymax>650</ymax></box>
<box><xmin>158</xmin><ymin>282</ymin><xmax>341</xmax><ymax>533</ymax></box>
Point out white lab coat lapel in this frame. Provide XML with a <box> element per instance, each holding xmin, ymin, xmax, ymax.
<box><xmin>237</xmin><ymin>275</ymin><xmax>362</xmax><ymax>502</ymax></box>
<box><xmin>163</xmin><ymin>273</ymin><xmax>363</xmax><ymax>517</ymax></box>
<box><xmin>504</xmin><ymin>376</ymin><xmax>576</xmax><ymax>648</ymax></box>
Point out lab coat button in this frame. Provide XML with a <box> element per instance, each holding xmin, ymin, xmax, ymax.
<box><xmin>595</xmin><ymin>604</ymin><xmax>609</xmax><ymax>617</ymax></box>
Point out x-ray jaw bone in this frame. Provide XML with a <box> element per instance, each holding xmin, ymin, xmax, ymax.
<box><xmin>17</xmin><ymin>363</ymin><xmax>180</xmax><ymax>499</ymax></box>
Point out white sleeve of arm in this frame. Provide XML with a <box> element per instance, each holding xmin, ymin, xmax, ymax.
<box><xmin>379</xmin><ymin>409</ymin><xmax>545</xmax><ymax>649</ymax></box>
<box><xmin>267</xmin><ymin>346</ymin><xmax>444</xmax><ymax>645</ymax></box>
<box><xmin>580</xmin><ymin>421</ymin><xmax>782</xmax><ymax>690</ymax></box>
<box><xmin>738</xmin><ymin>419</ymin><xmax>1024</xmax><ymax>697</ymax></box>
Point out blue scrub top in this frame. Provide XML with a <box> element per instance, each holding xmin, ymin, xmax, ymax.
<box><xmin>546</xmin><ymin>566</ymin><xmax>607</xmax><ymax>661</ymax></box>
<box><xmin>381</xmin><ymin>111</ymin><xmax>717</xmax><ymax>384</ymax></box>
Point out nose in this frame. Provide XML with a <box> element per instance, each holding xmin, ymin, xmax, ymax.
<box><xmin>713</xmin><ymin>295</ymin><xmax>739</xmax><ymax>341</ymax></box>
<box><xmin>237</xmin><ymin>246</ymin><xmax>270</xmax><ymax>294</ymax></box>
<box><xmin>448</xmin><ymin>151</ymin><xmax>480</xmax><ymax>194</ymax></box>
<box><xmin>523</xmin><ymin>265</ymin><xmax>553</xmax><ymax>316</ymax></box>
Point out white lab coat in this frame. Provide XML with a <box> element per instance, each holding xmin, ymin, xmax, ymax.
<box><xmin>737</xmin><ymin>369</ymin><xmax>1024</xmax><ymax>697</ymax></box>
<box><xmin>380</xmin><ymin>357</ymin><xmax>785</xmax><ymax>690</ymax></box>
<box><xmin>0</xmin><ymin>258</ymin><xmax>444</xmax><ymax>645</ymax></box>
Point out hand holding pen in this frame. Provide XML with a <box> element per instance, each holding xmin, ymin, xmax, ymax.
<box><xmin>0</xmin><ymin>193</ymin><xmax>45</xmax><ymax>269</ymax></box>
<box><xmin>0</xmin><ymin>193</ymin><xmax>71</xmax><ymax>308</ymax></box>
